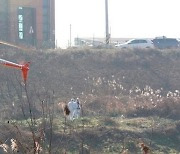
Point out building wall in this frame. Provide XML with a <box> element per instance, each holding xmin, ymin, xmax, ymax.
<box><xmin>0</xmin><ymin>0</ymin><xmax>55</xmax><ymax>48</ymax></box>
<box><xmin>0</xmin><ymin>0</ymin><xmax>8</xmax><ymax>41</ymax></box>
<box><xmin>42</xmin><ymin>0</ymin><xmax>55</xmax><ymax>48</ymax></box>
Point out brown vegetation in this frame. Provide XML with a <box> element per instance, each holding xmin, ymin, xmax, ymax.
<box><xmin>0</xmin><ymin>47</ymin><xmax>180</xmax><ymax>153</ymax></box>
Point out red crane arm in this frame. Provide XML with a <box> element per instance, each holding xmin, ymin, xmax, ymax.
<box><xmin>0</xmin><ymin>58</ymin><xmax>30</xmax><ymax>82</ymax></box>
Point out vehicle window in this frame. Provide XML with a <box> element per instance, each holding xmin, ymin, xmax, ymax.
<box><xmin>130</xmin><ymin>40</ymin><xmax>139</xmax><ymax>44</ymax></box>
<box><xmin>139</xmin><ymin>40</ymin><xmax>147</xmax><ymax>43</ymax></box>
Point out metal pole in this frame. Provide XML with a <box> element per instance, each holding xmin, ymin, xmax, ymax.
<box><xmin>70</xmin><ymin>24</ymin><xmax>72</xmax><ymax>47</ymax></box>
<box><xmin>105</xmin><ymin>0</ymin><xmax>110</xmax><ymax>46</ymax></box>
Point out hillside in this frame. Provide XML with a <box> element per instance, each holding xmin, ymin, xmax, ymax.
<box><xmin>1</xmin><ymin>48</ymin><xmax>180</xmax><ymax>101</ymax></box>
<box><xmin>0</xmin><ymin>47</ymin><xmax>180</xmax><ymax>153</ymax></box>
<box><xmin>0</xmin><ymin>47</ymin><xmax>180</xmax><ymax>118</ymax></box>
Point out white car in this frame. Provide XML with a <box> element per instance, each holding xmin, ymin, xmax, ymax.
<box><xmin>115</xmin><ymin>39</ymin><xmax>154</xmax><ymax>49</ymax></box>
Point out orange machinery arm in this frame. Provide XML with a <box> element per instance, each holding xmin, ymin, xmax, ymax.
<box><xmin>0</xmin><ymin>58</ymin><xmax>30</xmax><ymax>83</ymax></box>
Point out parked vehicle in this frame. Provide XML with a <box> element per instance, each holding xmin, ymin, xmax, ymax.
<box><xmin>115</xmin><ymin>39</ymin><xmax>154</xmax><ymax>49</ymax></box>
<box><xmin>152</xmin><ymin>37</ymin><xmax>179</xmax><ymax>49</ymax></box>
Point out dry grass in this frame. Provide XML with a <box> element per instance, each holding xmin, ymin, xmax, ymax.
<box><xmin>0</xmin><ymin>47</ymin><xmax>180</xmax><ymax>153</ymax></box>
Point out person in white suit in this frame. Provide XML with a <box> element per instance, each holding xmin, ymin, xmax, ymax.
<box><xmin>67</xmin><ymin>98</ymin><xmax>81</xmax><ymax>120</ymax></box>
<box><xmin>74</xmin><ymin>98</ymin><xmax>81</xmax><ymax>119</ymax></box>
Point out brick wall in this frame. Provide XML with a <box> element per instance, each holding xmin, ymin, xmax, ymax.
<box><xmin>3</xmin><ymin>0</ymin><xmax>55</xmax><ymax>48</ymax></box>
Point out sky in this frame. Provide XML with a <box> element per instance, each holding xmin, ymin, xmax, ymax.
<box><xmin>55</xmin><ymin>0</ymin><xmax>180</xmax><ymax>48</ymax></box>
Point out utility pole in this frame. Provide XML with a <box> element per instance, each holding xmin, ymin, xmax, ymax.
<box><xmin>93</xmin><ymin>34</ymin><xmax>95</xmax><ymax>47</ymax></box>
<box><xmin>70</xmin><ymin>24</ymin><xmax>72</xmax><ymax>47</ymax></box>
<box><xmin>105</xmin><ymin>0</ymin><xmax>110</xmax><ymax>47</ymax></box>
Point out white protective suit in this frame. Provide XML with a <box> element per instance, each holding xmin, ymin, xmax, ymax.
<box><xmin>67</xmin><ymin>99</ymin><xmax>81</xmax><ymax>120</ymax></box>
